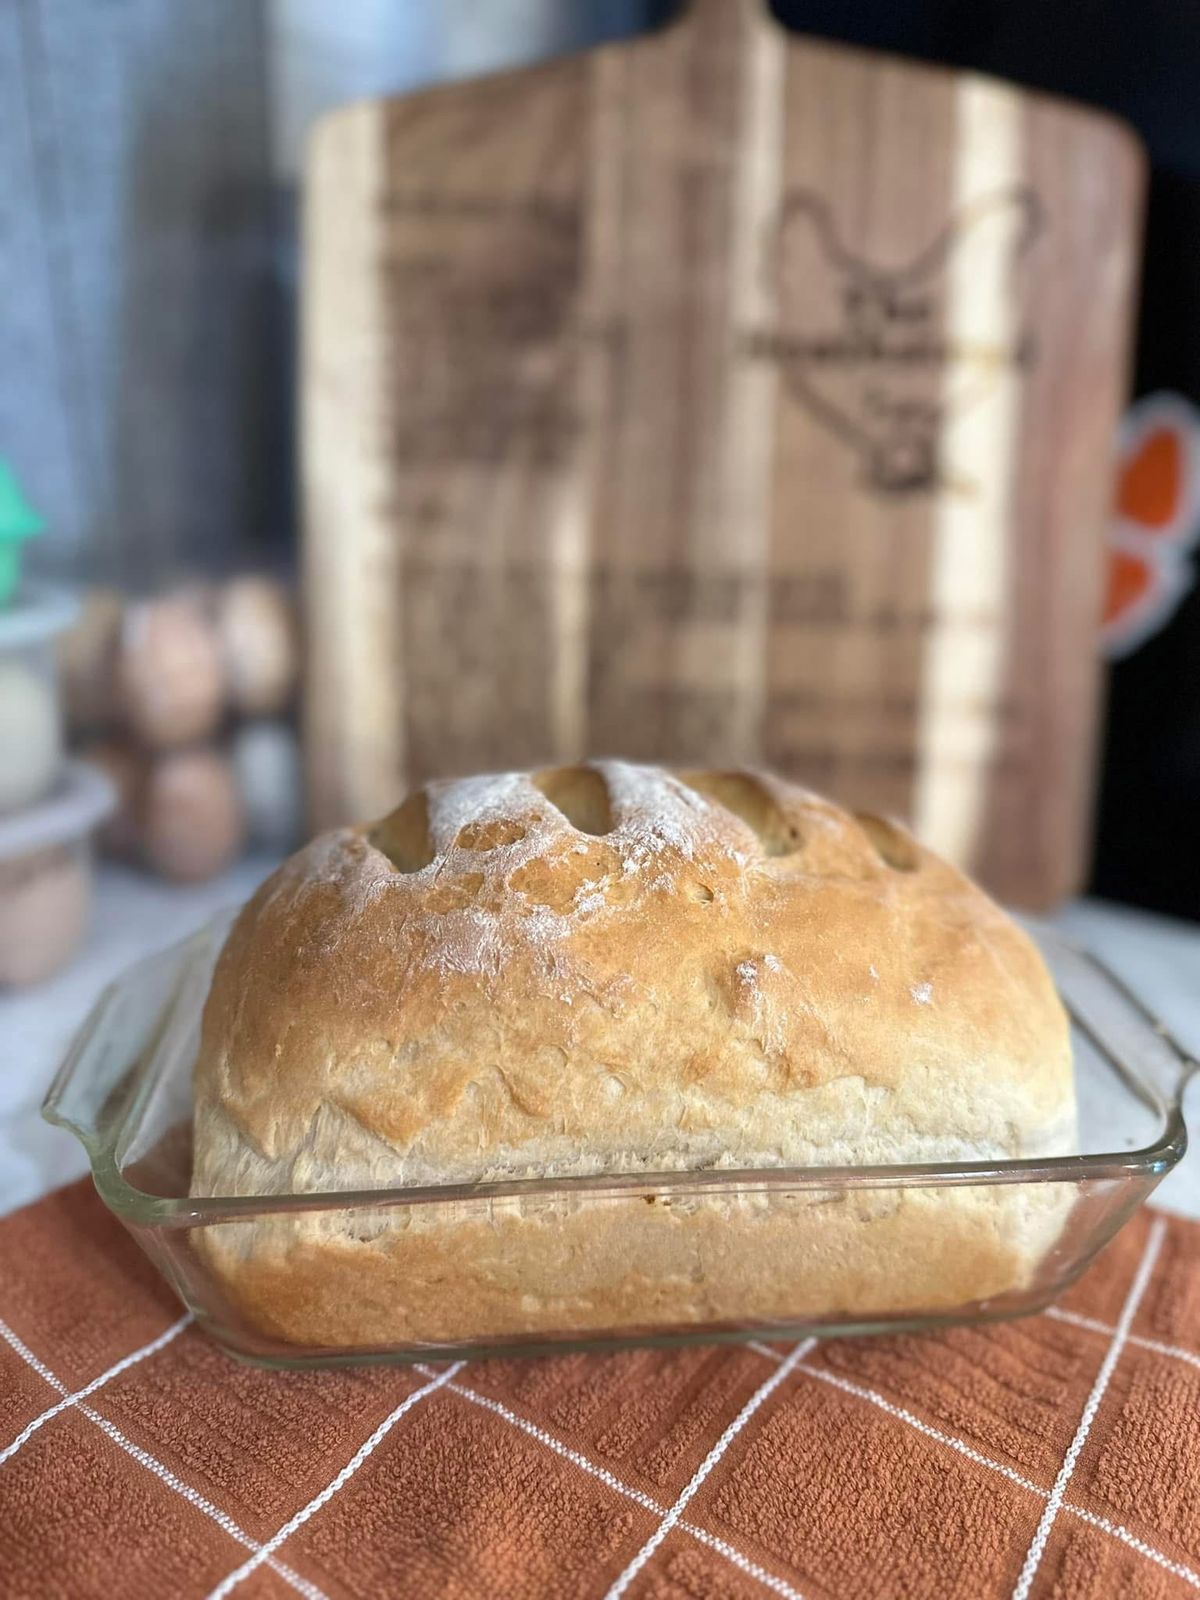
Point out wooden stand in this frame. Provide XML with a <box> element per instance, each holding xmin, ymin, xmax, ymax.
<box><xmin>302</xmin><ymin>0</ymin><xmax>1143</xmax><ymax>907</ymax></box>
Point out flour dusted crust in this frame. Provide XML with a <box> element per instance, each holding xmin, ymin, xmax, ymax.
<box><xmin>191</xmin><ymin>762</ymin><xmax>1075</xmax><ymax>1349</ymax></box>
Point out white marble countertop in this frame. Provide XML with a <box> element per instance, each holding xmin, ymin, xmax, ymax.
<box><xmin>1</xmin><ymin>862</ymin><xmax>1197</xmax><ymax>1219</ymax></box>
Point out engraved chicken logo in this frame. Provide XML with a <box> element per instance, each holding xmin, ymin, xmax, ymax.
<box><xmin>748</xmin><ymin>186</ymin><xmax>1044</xmax><ymax>494</ymax></box>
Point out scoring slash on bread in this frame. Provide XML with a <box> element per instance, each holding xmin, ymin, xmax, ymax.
<box><xmin>192</xmin><ymin>762</ymin><xmax>1076</xmax><ymax>1349</ymax></box>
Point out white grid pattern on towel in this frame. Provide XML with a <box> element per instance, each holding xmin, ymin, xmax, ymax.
<box><xmin>3</xmin><ymin>1214</ymin><xmax>1194</xmax><ymax>1600</ymax></box>
<box><xmin>414</xmin><ymin>1365</ymin><xmax>809</xmax><ymax>1600</ymax></box>
<box><xmin>1010</xmin><ymin>1217</ymin><xmax>1167</xmax><ymax>1600</ymax></box>
<box><xmin>602</xmin><ymin>1338</ymin><xmax>818</xmax><ymax>1600</ymax></box>
<box><xmin>0</xmin><ymin>1315</ymin><xmax>328</xmax><ymax>1600</ymax></box>
<box><xmin>786</xmin><ymin>1355</ymin><xmax>1046</xmax><ymax>1495</ymax></box>
<box><xmin>1047</xmin><ymin>1306</ymin><xmax>1200</xmax><ymax>1373</ymax></box>
<box><xmin>204</xmin><ymin>1360</ymin><xmax>466</xmax><ymax>1600</ymax></box>
<box><xmin>417</xmin><ymin>1349</ymin><xmax>1200</xmax><ymax>1600</ymax></box>
<box><xmin>746</xmin><ymin>1257</ymin><xmax>1200</xmax><ymax>1598</ymax></box>
<box><xmin>0</xmin><ymin>1312</ymin><xmax>193</xmax><ymax>1465</ymax></box>
<box><xmin>1066</xmin><ymin>1504</ymin><xmax>1200</xmax><ymax>1590</ymax></box>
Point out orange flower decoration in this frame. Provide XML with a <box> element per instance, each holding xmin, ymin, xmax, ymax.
<box><xmin>1103</xmin><ymin>392</ymin><xmax>1200</xmax><ymax>658</ymax></box>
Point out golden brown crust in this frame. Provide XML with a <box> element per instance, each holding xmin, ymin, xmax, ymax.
<box><xmin>191</xmin><ymin>762</ymin><xmax>1075</xmax><ymax>1348</ymax></box>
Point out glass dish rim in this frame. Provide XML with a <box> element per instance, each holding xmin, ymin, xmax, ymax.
<box><xmin>43</xmin><ymin>922</ymin><xmax>1196</xmax><ymax>1230</ymax></box>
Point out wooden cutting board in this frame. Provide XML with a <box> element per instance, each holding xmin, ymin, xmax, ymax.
<box><xmin>301</xmin><ymin>0</ymin><xmax>1143</xmax><ymax>907</ymax></box>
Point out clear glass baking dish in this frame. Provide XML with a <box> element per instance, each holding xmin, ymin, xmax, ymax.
<box><xmin>43</xmin><ymin>912</ymin><xmax>1193</xmax><ymax>1368</ymax></box>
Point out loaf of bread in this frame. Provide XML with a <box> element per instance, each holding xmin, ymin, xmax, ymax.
<box><xmin>191</xmin><ymin>762</ymin><xmax>1075</xmax><ymax>1349</ymax></box>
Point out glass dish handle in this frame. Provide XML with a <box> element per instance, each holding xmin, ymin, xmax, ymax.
<box><xmin>42</xmin><ymin>930</ymin><xmax>209</xmax><ymax>1156</ymax></box>
<box><xmin>1034</xmin><ymin>924</ymin><xmax>1198</xmax><ymax>1120</ymax></box>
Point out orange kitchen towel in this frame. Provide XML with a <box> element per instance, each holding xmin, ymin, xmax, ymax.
<box><xmin>1</xmin><ymin>1182</ymin><xmax>1198</xmax><ymax>1600</ymax></box>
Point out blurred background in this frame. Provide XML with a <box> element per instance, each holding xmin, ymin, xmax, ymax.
<box><xmin>2</xmin><ymin>0</ymin><xmax>1197</xmax><ymax>1211</ymax></box>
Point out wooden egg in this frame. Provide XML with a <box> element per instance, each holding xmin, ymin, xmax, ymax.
<box><xmin>216</xmin><ymin>576</ymin><xmax>298</xmax><ymax>717</ymax></box>
<box><xmin>168</xmin><ymin>575</ymin><xmax>220</xmax><ymax>617</ymax></box>
<box><xmin>81</xmin><ymin>739</ymin><xmax>147</xmax><ymax>860</ymax></box>
<box><xmin>0</xmin><ymin>845</ymin><xmax>89</xmax><ymax>987</ymax></box>
<box><xmin>117</xmin><ymin>595</ymin><xmax>226</xmax><ymax>749</ymax></box>
<box><xmin>142</xmin><ymin>747</ymin><xmax>245</xmax><ymax>882</ymax></box>
<box><xmin>59</xmin><ymin>587</ymin><xmax>123</xmax><ymax>734</ymax></box>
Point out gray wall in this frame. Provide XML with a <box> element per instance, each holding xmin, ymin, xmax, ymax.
<box><xmin>1</xmin><ymin>0</ymin><xmax>650</xmax><ymax>589</ymax></box>
<box><xmin>2</xmin><ymin>1</ymin><xmax>273</xmax><ymax>585</ymax></box>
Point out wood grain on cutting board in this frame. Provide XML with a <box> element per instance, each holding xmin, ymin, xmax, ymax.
<box><xmin>302</xmin><ymin>0</ymin><xmax>1143</xmax><ymax>907</ymax></box>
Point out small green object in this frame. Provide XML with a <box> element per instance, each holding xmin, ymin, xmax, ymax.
<box><xmin>0</xmin><ymin>462</ymin><xmax>44</xmax><ymax>606</ymax></box>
